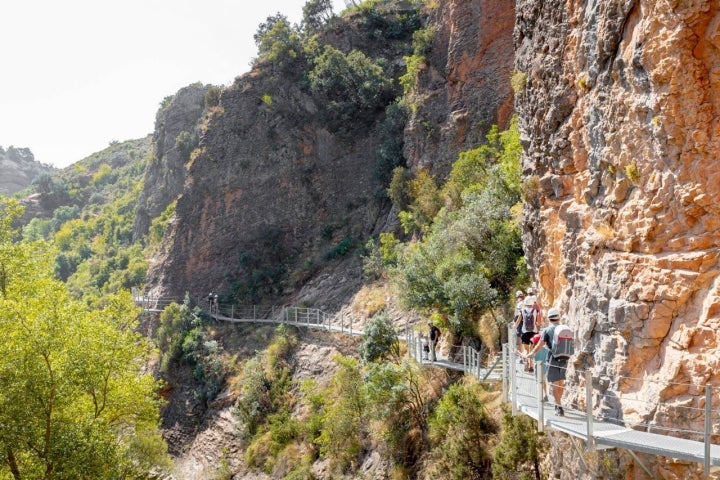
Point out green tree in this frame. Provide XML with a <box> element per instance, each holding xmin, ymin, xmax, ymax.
<box><xmin>359</xmin><ymin>310</ymin><xmax>400</xmax><ymax>362</ymax></box>
<box><xmin>492</xmin><ymin>405</ymin><xmax>546</xmax><ymax>480</ymax></box>
<box><xmin>392</xmin><ymin>120</ymin><xmax>524</xmax><ymax>336</ymax></box>
<box><xmin>427</xmin><ymin>382</ymin><xmax>498</xmax><ymax>479</ymax></box>
<box><xmin>253</xmin><ymin>14</ymin><xmax>305</xmax><ymax>73</ymax></box>
<box><xmin>302</xmin><ymin>0</ymin><xmax>334</xmax><ymax>33</ymax></box>
<box><xmin>0</xmin><ymin>201</ymin><xmax>168</xmax><ymax>479</ymax></box>
<box><xmin>309</xmin><ymin>45</ymin><xmax>396</xmax><ymax>133</ymax></box>
<box><xmin>363</xmin><ymin>359</ymin><xmax>428</xmax><ymax>463</ymax></box>
<box><xmin>315</xmin><ymin>356</ymin><xmax>366</xmax><ymax>471</ymax></box>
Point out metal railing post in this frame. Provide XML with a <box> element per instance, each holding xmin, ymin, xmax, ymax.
<box><xmin>705</xmin><ymin>384</ymin><xmax>711</xmax><ymax>476</ymax></box>
<box><xmin>586</xmin><ymin>370</ymin><xmax>594</xmax><ymax>450</ymax></box>
<box><xmin>537</xmin><ymin>362</ymin><xmax>544</xmax><ymax>432</ymax></box>
<box><xmin>502</xmin><ymin>344</ymin><xmax>508</xmax><ymax>403</ymax></box>
<box><xmin>510</xmin><ymin>344</ymin><xmax>517</xmax><ymax>415</ymax></box>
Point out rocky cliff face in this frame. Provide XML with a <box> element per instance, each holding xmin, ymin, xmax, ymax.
<box><xmin>404</xmin><ymin>0</ymin><xmax>515</xmax><ymax>176</ymax></box>
<box><xmin>144</xmin><ymin>7</ymin><xmax>416</xmax><ymax>309</ymax></box>
<box><xmin>133</xmin><ymin>84</ymin><xmax>210</xmax><ymax>240</ymax></box>
<box><xmin>144</xmin><ymin>0</ymin><xmax>516</xmax><ymax>308</ymax></box>
<box><xmin>516</xmin><ymin>0</ymin><xmax>720</xmax><ymax>477</ymax></box>
<box><xmin>143</xmin><ymin>1</ymin><xmax>517</xmax><ymax>471</ymax></box>
<box><xmin>0</xmin><ymin>146</ymin><xmax>55</xmax><ymax>195</ymax></box>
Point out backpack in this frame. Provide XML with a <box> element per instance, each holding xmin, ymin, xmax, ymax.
<box><xmin>430</xmin><ymin>326</ymin><xmax>441</xmax><ymax>341</ymax></box>
<box><xmin>550</xmin><ymin>324</ymin><xmax>574</xmax><ymax>359</ymax></box>
<box><xmin>520</xmin><ymin>307</ymin><xmax>536</xmax><ymax>333</ymax></box>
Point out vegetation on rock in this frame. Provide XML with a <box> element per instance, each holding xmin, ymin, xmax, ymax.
<box><xmin>0</xmin><ymin>199</ymin><xmax>169</xmax><ymax>478</ymax></box>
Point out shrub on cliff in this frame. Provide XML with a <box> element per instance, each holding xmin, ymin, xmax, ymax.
<box><xmin>359</xmin><ymin>309</ymin><xmax>401</xmax><ymax>362</ymax></box>
<box><xmin>391</xmin><ymin>119</ymin><xmax>524</xmax><ymax>337</ymax></box>
<box><xmin>426</xmin><ymin>381</ymin><xmax>498</xmax><ymax>479</ymax></box>
<box><xmin>253</xmin><ymin>13</ymin><xmax>306</xmax><ymax>75</ymax></box>
<box><xmin>309</xmin><ymin>45</ymin><xmax>396</xmax><ymax>135</ymax></box>
<box><xmin>492</xmin><ymin>404</ymin><xmax>547</xmax><ymax>479</ymax></box>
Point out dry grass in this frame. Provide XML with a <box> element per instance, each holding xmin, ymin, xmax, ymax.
<box><xmin>351</xmin><ymin>283</ymin><xmax>388</xmax><ymax>318</ymax></box>
<box><xmin>476</xmin><ymin>311</ymin><xmax>500</xmax><ymax>355</ymax></box>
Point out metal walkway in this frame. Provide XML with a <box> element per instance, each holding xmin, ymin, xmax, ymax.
<box><xmin>133</xmin><ymin>291</ymin><xmax>720</xmax><ymax>475</ymax></box>
<box><xmin>506</xmin><ymin>347</ymin><xmax>720</xmax><ymax>476</ymax></box>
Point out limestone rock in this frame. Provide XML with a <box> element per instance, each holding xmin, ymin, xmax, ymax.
<box><xmin>403</xmin><ymin>0</ymin><xmax>516</xmax><ymax>177</ymax></box>
<box><xmin>0</xmin><ymin>146</ymin><xmax>55</xmax><ymax>195</ymax></box>
<box><xmin>516</xmin><ymin>1</ymin><xmax>720</xmax><ymax>477</ymax></box>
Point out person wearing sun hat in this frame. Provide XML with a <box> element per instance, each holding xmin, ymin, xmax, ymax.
<box><xmin>514</xmin><ymin>295</ymin><xmax>538</xmax><ymax>372</ymax></box>
<box><xmin>526</xmin><ymin>307</ymin><xmax>567</xmax><ymax>416</ymax></box>
<box><xmin>513</xmin><ymin>290</ymin><xmax>525</xmax><ymax>353</ymax></box>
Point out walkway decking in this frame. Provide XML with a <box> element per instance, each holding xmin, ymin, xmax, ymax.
<box><xmin>509</xmin><ymin>354</ymin><xmax>720</xmax><ymax>475</ymax></box>
<box><xmin>134</xmin><ymin>292</ymin><xmax>720</xmax><ymax>475</ymax></box>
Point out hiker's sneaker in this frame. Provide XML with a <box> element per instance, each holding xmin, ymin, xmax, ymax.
<box><xmin>528</xmin><ymin>366</ymin><xmax>534</xmax><ymax>373</ymax></box>
<box><xmin>543</xmin><ymin>395</ymin><xmax>548</xmax><ymax>402</ymax></box>
<box><xmin>555</xmin><ymin>406</ymin><xmax>564</xmax><ymax>416</ymax></box>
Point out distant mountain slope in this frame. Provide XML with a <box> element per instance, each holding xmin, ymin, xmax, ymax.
<box><xmin>0</xmin><ymin>146</ymin><xmax>56</xmax><ymax>195</ymax></box>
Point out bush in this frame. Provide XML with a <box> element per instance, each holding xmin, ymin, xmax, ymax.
<box><xmin>315</xmin><ymin>356</ymin><xmax>366</xmax><ymax>471</ymax></box>
<box><xmin>235</xmin><ymin>327</ymin><xmax>297</xmax><ymax>438</ymax></box>
<box><xmin>324</xmin><ymin>236</ymin><xmax>354</xmax><ymax>259</ymax></box>
<box><xmin>375</xmin><ymin>101</ymin><xmax>409</xmax><ymax>186</ymax></box>
<box><xmin>492</xmin><ymin>404</ymin><xmax>547</xmax><ymax>479</ymax></box>
<box><xmin>359</xmin><ymin>310</ymin><xmax>400</xmax><ymax>362</ymax></box>
<box><xmin>427</xmin><ymin>382</ymin><xmax>498</xmax><ymax>479</ymax></box>
<box><xmin>309</xmin><ymin>46</ymin><xmax>396</xmax><ymax>134</ymax></box>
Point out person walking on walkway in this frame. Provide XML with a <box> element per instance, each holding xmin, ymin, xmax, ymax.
<box><xmin>427</xmin><ymin>321</ymin><xmax>441</xmax><ymax>362</ymax></box>
<box><xmin>525</xmin><ymin>307</ymin><xmax>568</xmax><ymax>416</ymax></box>
<box><xmin>513</xmin><ymin>290</ymin><xmax>525</xmax><ymax>354</ymax></box>
<box><xmin>514</xmin><ymin>296</ymin><xmax>538</xmax><ymax>372</ymax></box>
<box><xmin>531</xmin><ymin>332</ymin><xmax>549</xmax><ymax>402</ymax></box>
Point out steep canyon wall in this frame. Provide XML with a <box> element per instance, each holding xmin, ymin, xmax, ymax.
<box><xmin>516</xmin><ymin>0</ymin><xmax>720</xmax><ymax>477</ymax></box>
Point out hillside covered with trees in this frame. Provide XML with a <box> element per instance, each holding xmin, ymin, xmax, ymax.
<box><xmin>0</xmin><ymin>0</ymin><xmax>551</xmax><ymax>479</ymax></box>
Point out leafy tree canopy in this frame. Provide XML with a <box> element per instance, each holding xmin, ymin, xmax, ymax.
<box><xmin>302</xmin><ymin>0</ymin><xmax>335</xmax><ymax>33</ymax></box>
<box><xmin>0</xmin><ymin>199</ymin><xmax>169</xmax><ymax>479</ymax></box>
<box><xmin>391</xmin><ymin>117</ymin><xmax>524</xmax><ymax>337</ymax></box>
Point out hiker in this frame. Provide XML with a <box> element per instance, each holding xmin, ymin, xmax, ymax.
<box><xmin>513</xmin><ymin>290</ymin><xmax>525</xmax><ymax>353</ymax></box>
<box><xmin>427</xmin><ymin>321</ymin><xmax>441</xmax><ymax>362</ymax></box>
<box><xmin>514</xmin><ymin>296</ymin><xmax>538</xmax><ymax>372</ymax></box>
<box><xmin>531</xmin><ymin>332</ymin><xmax>549</xmax><ymax>401</ymax></box>
<box><xmin>421</xmin><ymin>334</ymin><xmax>429</xmax><ymax>360</ymax></box>
<box><xmin>525</xmin><ymin>307</ymin><xmax>573</xmax><ymax>416</ymax></box>
<box><xmin>526</xmin><ymin>288</ymin><xmax>544</xmax><ymax>329</ymax></box>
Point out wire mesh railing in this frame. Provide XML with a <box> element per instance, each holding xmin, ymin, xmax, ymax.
<box><xmin>504</xmin><ymin>324</ymin><xmax>720</xmax><ymax>474</ymax></box>
<box><xmin>134</xmin><ymin>290</ymin><xmax>720</xmax><ymax>472</ymax></box>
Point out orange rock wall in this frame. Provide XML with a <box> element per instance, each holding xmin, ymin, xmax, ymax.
<box><xmin>404</xmin><ymin>0</ymin><xmax>515</xmax><ymax>177</ymax></box>
<box><xmin>516</xmin><ymin>0</ymin><xmax>720</xmax><ymax>477</ymax></box>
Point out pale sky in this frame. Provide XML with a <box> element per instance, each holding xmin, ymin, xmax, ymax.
<box><xmin>1</xmin><ymin>0</ymin><xmax>347</xmax><ymax>168</ymax></box>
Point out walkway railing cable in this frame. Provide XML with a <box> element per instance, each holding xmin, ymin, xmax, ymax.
<box><xmin>132</xmin><ymin>291</ymin><xmax>720</xmax><ymax>474</ymax></box>
<box><xmin>504</xmin><ymin>324</ymin><xmax>720</xmax><ymax>475</ymax></box>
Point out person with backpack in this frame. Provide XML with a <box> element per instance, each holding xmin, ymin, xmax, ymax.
<box><xmin>525</xmin><ymin>307</ymin><xmax>574</xmax><ymax>416</ymax></box>
<box><xmin>427</xmin><ymin>321</ymin><xmax>441</xmax><ymax>362</ymax></box>
<box><xmin>513</xmin><ymin>290</ymin><xmax>525</xmax><ymax>355</ymax></box>
<box><xmin>531</xmin><ymin>332</ymin><xmax>549</xmax><ymax>402</ymax></box>
<box><xmin>514</xmin><ymin>296</ymin><xmax>538</xmax><ymax>372</ymax></box>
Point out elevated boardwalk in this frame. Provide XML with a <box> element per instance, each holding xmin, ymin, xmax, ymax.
<box><xmin>134</xmin><ymin>291</ymin><xmax>720</xmax><ymax>475</ymax></box>
<box><xmin>507</xmin><ymin>347</ymin><xmax>720</xmax><ymax>476</ymax></box>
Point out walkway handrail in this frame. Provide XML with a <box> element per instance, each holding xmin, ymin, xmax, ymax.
<box><xmin>504</xmin><ymin>328</ymin><xmax>720</xmax><ymax>474</ymax></box>
<box><xmin>132</xmin><ymin>290</ymin><xmax>720</xmax><ymax>473</ymax></box>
